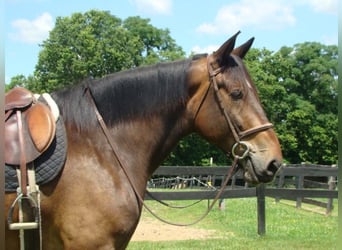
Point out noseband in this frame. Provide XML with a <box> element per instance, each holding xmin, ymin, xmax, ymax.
<box><xmin>196</xmin><ymin>56</ymin><xmax>274</xmax><ymax>160</ymax></box>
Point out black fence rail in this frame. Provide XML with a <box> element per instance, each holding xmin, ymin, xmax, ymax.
<box><xmin>146</xmin><ymin>164</ymin><xmax>338</xmax><ymax>235</ymax></box>
<box><xmin>273</xmin><ymin>164</ymin><xmax>338</xmax><ymax>213</ymax></box>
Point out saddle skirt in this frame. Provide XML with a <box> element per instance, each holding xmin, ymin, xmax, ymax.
<box><xmin>5</xmin><ymin>92</ymin><xmax>67</xmax><ymax>192</ymax></box>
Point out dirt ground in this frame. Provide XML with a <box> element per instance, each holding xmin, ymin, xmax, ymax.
<box><xmin>131</xmin><ymin>217</ymin><xmax>219</xmax><ymax>241</ymax></box>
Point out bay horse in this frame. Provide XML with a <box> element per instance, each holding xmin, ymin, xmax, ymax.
<box><xmin>5</xmin><ymin>32</ymin><xmax>282</xmax><ymax>249</ymax></box>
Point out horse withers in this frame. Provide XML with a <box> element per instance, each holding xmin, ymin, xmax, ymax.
<box><xmin>5</xmin><ymin>31</ymin><xmax>282</xmax><ymax>249</ymax></box>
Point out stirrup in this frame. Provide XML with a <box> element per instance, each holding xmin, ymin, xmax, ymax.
<box><xmin>7</xmin><ymin>193</ymin><xmax>39</xmax><ymax>230</ymax></box>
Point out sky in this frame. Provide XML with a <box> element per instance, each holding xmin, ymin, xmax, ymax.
<box><xmin>5</xmin><ymin>0</ymin><xmax>338</xmax><ymax>84</ymax></box>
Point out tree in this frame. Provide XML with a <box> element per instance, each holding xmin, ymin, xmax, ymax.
<box><xmin>164</xmin><ymin>134</ymin><xmax>229</xmax><ymax>166</ymax></box>
<box><xmin>244</xmin><ymin>43</ymin><xmax>337</xmax><ymax>165</ymax></box>
<box><xmin>6</xmin><ymin>74</ymin><xmax>37</xmax><ymax>92</ymax></box>
<box><xmin>33</xmin><ymin>10</ymin><xmax>185</xmax><ymax>92</ymax></box>
<box><xmin>278</xmin><ymin>42</ymin><xmax>338</xmax><ymax>114</ymax></box>
<box><xmin>123</xmin><ymin>16</ymin><xmax>185</xmax><ymax>65</ymax></box>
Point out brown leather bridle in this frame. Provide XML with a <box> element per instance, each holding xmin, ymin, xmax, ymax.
<box><xmin>198</xmin><ymin>55</ymin><xmax>274</xmax><ymax>160</ymax></box>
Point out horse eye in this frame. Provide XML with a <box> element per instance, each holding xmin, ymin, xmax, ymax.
<box><xmin>230</xmin><ymin>89</ymin><xmax>243</xmax><ymax>100</ymax></box>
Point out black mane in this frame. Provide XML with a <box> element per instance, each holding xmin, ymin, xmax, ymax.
<box><xmin>52</xmin><ymin>58</ymin><xmax>192</xmax><ymax>131</ymax></box>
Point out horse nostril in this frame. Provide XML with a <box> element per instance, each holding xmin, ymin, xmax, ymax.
<box><xmin>252</xmin><ymin>160</ymin><xmax>281</xmax><ymax>183</ymax></box>
<box><xmin>266</xmin><ymin>160</ymin><xmax>281</xmax><ymax>176</ymax></box>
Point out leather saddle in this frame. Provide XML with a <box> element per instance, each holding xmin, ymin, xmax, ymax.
<box><xmin>5</xmin><ymin>87</ymin><xmax>58</xmax><ymax>233</ymax></box>
<box><xmin>5</xmin><ymin>87</ymin><xmax>56</xmax><ymax>167</ymax></box>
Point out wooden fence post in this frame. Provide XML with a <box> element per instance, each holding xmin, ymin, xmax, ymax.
<box><xmin>326</xmin><ymin>164</ymin><xmax>337</xmax><ymax>215</ymax></box>
<box><xmin>257</xmin><ymin>184</ymin><xmax>266</xmax><ymax>236</ymax></box>
<box><xmin>296</xmin><ymin>175</ymin><xmax>304</xmax><ymax>208</ymax></box>
<box><xmin>275</xmin><ymin>168</ymin><xmax>285</xmax><ymax>202</ymax></box>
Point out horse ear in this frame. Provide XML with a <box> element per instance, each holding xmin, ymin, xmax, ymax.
<box><xmin>213</xmin><ymin>31</ymin><xmax>241</xmax><ymax>65</ymax></box>
<box><xmin>232</xmin><ymin>37</ymin><xmax>254</xmax><ymax>59</ymax></box>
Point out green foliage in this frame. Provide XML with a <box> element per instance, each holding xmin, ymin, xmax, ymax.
<box><xmin>123</xmin><ymin>16</ymin><xmax>184</xmax><ymax>65</ymax></box>
<box><xmin>163</xmin><ymin>134</ymin><xmax>229</xmax><ymax>166</ymax></box>
<box><xmin>5</xmin><ymin>74</ymin><xmax>37</xmax><ymax>92</ymax></box>
<box><xmin>33</xmin><ymin>10</ymin><xmax>185</xmax><ymax>92</ymax></box>
<box><xmin>244</xmin><ymin>43</ymin><xmax>337</xmax><ymax>164</ymax></box>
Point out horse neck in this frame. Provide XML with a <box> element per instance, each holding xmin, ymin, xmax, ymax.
<box><xmin>107</xmin><ymin>107</ymin><xmax>192</xmax><ymax>180</ymax></box>
<box><xmin>88</xmin><ymin>60</ymin><xmax>193</xmax><ymax>177</ymax></box>
<box><xmin>53</xmin><ymin>61</ymin><xmax>194</xmax><ymax>188</ymax></box>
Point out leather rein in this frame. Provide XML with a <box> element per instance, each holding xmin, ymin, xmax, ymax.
<box><xmin>85</xmin><ymin>56</ymin><xmax>273</xmax><ymax>226</ymax></box>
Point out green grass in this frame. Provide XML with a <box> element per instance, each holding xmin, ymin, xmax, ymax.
<box><xmin>127</xmin><ymin>197</ymin><xmax>338</xmax><ymax>250</ymax></box>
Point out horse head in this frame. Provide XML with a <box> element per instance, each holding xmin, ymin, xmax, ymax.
<box><xmin>188</xmin><ymin>31</ymin><xmax>282</xmax><ymax>184</ymax></box>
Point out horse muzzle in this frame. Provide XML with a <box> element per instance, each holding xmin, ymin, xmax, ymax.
<box><xmin>236</xmin><ymin>142</ymin><xmax>282</xmax><ymax>184</ymax></box>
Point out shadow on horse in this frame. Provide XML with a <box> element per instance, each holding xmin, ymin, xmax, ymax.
<box><xmin>5</xmin><ymin>32</ymin><xmax>282</xmax><ymax>249</ymax></box>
